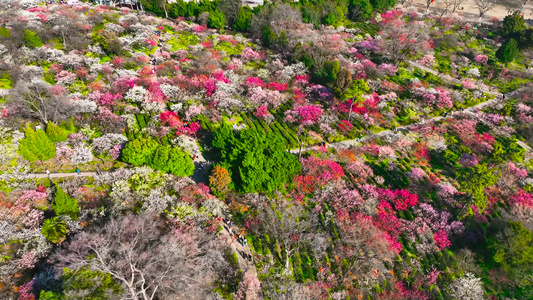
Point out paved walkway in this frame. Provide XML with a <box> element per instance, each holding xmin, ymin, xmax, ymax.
<box><xmin>517</xmin><ymin>140</ymin><xmax>532</xmax><ymax>152</ymax></box>
<box><xmin>19</xmin><ymin>154</ymin><xmax>208</xmax><ymax>180</ymax></box>
<box><xmin>24</xmin><ymin>171</ymin><xmax>100</xmax><ymax>179</ymax></box>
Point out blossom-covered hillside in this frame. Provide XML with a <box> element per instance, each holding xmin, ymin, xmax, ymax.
<box><xmin>0</xmin><ymin>0</ymin><xmax>533</xmax><ymax>299</ymax></box>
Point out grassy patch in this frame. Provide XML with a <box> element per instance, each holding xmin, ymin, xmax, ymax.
<box><xmin>0</xmin><ymin>73</ymin><xmax>12</xmax><ymax>89</ymax></box>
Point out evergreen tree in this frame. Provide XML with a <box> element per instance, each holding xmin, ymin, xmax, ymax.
<box><xmin>369</xmin><ymin>0</ymin><xmax>396</xmax><ymax>11</ymax></box>
<box><xmin>52</xmin><ymin>186</ymin><xmax>79</xmax><ymax>220</ymax></box>
<box><xmin>46</xmin><ymin>122</ymin><xmax>68</xmax><ymax>143</ymax></box>
<box><xmin>41</xmin><ymin>217</ymin><xmax>68</xmax><ymax>244</ymax></box>
<box><xmin>121</xmin><ymin>138</ymin><xmax>159</xmax><ymax>166</ymax></box>
<box><xmin>502</xmin><ymin>11</ymin><xmax>526</xmax><ymax>38</ymax></box>
<box><xmin>234</xmin><ymin>7</ymin><xmax>253</xmax><ymax>31</ymax></box>
<box><xmin>212</xmin><ymin>124</ymin><xmax>301</xmax><ymax>193</ymax></box>
<box><xmin>148</xmin><ymin>145</ymin><xmax>195</xmax><ymax>177</ymax></box>
<box><xmin>496</xmin><ymin>38</ymin><xmax>520</xmax><ymax>66</ymax></box>
<box><xmin>23</xmin><ymin>29</ymin><xmax>44</xmax><ymax>48</ymax></box>
<box><xmin>19</xmin><ymin>125</ymin><xmax>56</xmax><ymax>163</ymax></box>
<box><xmin>208</xmin><ymin>10</ymin><xmax>226</xmax><ymax>29</ymax></box>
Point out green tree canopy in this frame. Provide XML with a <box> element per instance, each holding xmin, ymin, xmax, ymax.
<box><xmin>24</xmin><ymin>29</ymin><xmax>44</xmax><ymax>48</ymax></box>
<box><xmin>233</xmin><ymin>7</ymin><xmax>253</xmax><ymax>31</ymax></box>
<box><xmin>369</xmin><ymin>0</ymin><xmax>396</xmax><ymax>11</ymax></box>
<box><xmin>348</xmin><ymin>0</ymin><xmax>373</xmax><ymax>20</ymax></box>
<box><xmin>208</xmin><ymin>10</ymin><xmax>226</xmax><ymax>30</ymax></box>
<box><xmin>502</xmin><ymin>11</ymin><xmax>526</xmax><ymax>38</ymax></box>
<box><xmin>488</xmin><ymin>221</ymin><xmax>533</xmax><ymax>288</ymax></box>
<box><xmin>148</xmin><ymin>145</ymin><xmax>195</xmax><ymax>177</ymax></box>
<box><xmin>212</xmin><ymin>124</ymin><xmax>301</xmax><ymax>193</ymax></box>
<box><xmin>496</xmin><ymin>38</ymin><xmax>520</xmax><ymax>66</ymax></box>
<box><xmin>46</xmin><ymin>122</ymin><xmax>68</xmax><ymax>143</ymax></box>
<box><xmin>52</xmin><ymin>186</ymin><xmax>79</xmax><ymax>220</ymax></box>
<box><xmin>41</xmin><ymin>217</ymin><xmax>68</xmax><ymax>244</ymax></box>
<box><xmin>19</xmin><ymin>125</ymin><xmax>56</xmax><ymax>163</ymax></box>
<box><xmin>121</xmin><ymin>138</ymin><xmax>159</xmax><ymax>166</ymax></box>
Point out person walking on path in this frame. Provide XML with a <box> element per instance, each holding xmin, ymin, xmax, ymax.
<box><xmin>76</xmin><ymin>168</ymin><xmax>81</xmax><ymax>176</ymax></box>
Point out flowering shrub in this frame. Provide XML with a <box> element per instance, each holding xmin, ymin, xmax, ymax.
<box><xmin>245</xmin><ymin>77</ymin><xmax>265</xmax><ymax>88</ymax></box>
<box><xmin>459</xmin><ymin>153</ymin><xmax>479</xmax><ymax>168</ymax></box>
<box><xmin>408</xmin><ymin>167</ymin><xmax>426</xmax><ymax>180</ymax></box>
<box><xmin>390</xmin><ymin>189</ymin><xmax>418</xmax><ymax>210</ymax></box>
<box><xmin>241</xmin><ymin>47</ymin><xmax>260</xmax><ymax>61</ymax></box>
<box><xmin>433</xmin><ymin>230</ymin><xmax>451</xmax><ymax>249</ymax></box>
<box><xmin>160</xmin><ymin>111</ymin><xmax>183</xmax><ymax>128</ymax></box>
<box><xmin>293</xmin><ymin>105</ymin><xmax>323</xmax><ymax>125</ymax></box>
<box><xmin>267</xmin><ymin>82</ymin><xmax>288</xmax><ymax>91</ymax></box>
<box><xmin>378</xmin><ymin>63</ymin><xmax>398</xmax><ymax>75</ymax></box>
<box><xmin>508</xmin><ymin>162</ymin><xmax>528</xmax><ymax>178</ymax></box>
<box><xmin>474</xmin><ymin>54</ymin><xmax>488</xmax><ymax>65</ymax></box>
<box><xmin>254</xmin><ymin>105</ymin><xmax>270</xmax><ymax>119</ymax></box>
<box><xmin>462</xmin><ymin>79</ymin><xmax>476</xmax><ymax>90</ymax></box>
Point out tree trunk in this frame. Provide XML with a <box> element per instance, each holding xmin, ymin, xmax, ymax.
<box><xmin>285</xmin><ymin>248</ymin><xmax>291</xmax><ymax>272</ymax></box>
<box><xmin>129</xmin><ymin>288</ymin><xmax>140</xmax><ymax>300</ymax></box>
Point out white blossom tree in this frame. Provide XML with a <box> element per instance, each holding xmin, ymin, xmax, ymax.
<box><xmin>71</xmin><ymin>143</ymin><xmax>94</xmax><ymax>165</ymax></box>
<box><xmin>448</xmin><ymin>273</ymin><xmax>486</xmax><ymax>300</ymax></box>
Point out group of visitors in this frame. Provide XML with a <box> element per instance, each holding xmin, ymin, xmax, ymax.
<box><xmin>45</xmin><ymin>0</ymin><xmax>69</xmax><ymax>5</ymax></box>
<box><xmin>221</xmin><ymin>217</ymin><xmax>252</xmax><ymax>261</ymax></box>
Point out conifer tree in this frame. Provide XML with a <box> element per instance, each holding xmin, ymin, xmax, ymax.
<box><xmin>23</xmin><ymin>29</ymin><xmax>44</xmax><ymax>48</ymax></box>
<box><xmin>18</xmin><ymin>125</ymin><xmax>56</xmax><ymax>163</ymax></box>
<box><xmin>52</xmin><ymin>186</ymin><xmax>79</xmax><ymax>220</ymax></box>
<box><xmin>46</xmin><ymin>121</ymin><xmax>68</xmax><ymax>143</ymax></box>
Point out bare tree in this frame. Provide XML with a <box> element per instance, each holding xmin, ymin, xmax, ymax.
<box><xmin>441</xmin><ymin>0</ymin><xmax>462</xmax><ymax>16</ymax></box>
<box><xmin>251</xmin><ymin>3</ymin><xmax>302</xmax><ymax>38</ymax></box>
<box><xmin>0</xmin><ymin>1</ymin><xmax>18</xmax><ymax>26</ymax></box>
<box><xmin>255</xmin><ymin>200</ymin><xmax>318</xmax><ymax>273</ymax></box>
<box><xmin>425</xmin><ymin>0</ymin><xmax>434</xmax><ymax>13</ymax></box>
<box><xmin>518</xmin><ymin>0</ymin><xmax>530</xmax><ymax>12</ymax></box>
<box><xmin>474</xmin><ymin>0</ymin><xmax>497</xmax><ymax>21</ymax></box>
<box><xmin>260</xmin><ymin>272</ymin><xmax>327</xmax><ymax>300</ymax></box>
<box><xmin>54</xmin><ymin>213</ymin><xmax>227</xmax><ymax>300</ymax></box>
<box><xmin>48</xmin><ymin>7</ymin><xmax>78</xmax><ymax>49</ymax></box>
<box><xmin>8</xmin><ymin>80</ymin><xmax>75</xmax><ymax>125</ymax></box>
